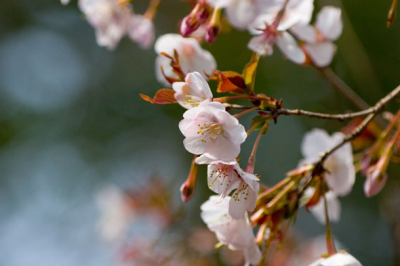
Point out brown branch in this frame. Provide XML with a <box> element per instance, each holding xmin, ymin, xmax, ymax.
<box><xmin>275</xmin><ymin>107</ymin><xmax>374</xmax><ymax>121</ymax></box>
<box><xmin>316</xmin><ymin>67</ymin><xmax>387</xmax><ymax>128</ymax></box>
<box><xmin>318</xmin><ymin>84</ymin><xmax>400</xmax><ymax>164</ymax></box>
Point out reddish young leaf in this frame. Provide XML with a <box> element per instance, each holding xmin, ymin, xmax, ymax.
<box><xmin>210</xmin><ymin>70</ymin><xmax>246</xmax><ymax>94</ymax></box>
<box><xmin>140</xmin><ymin>89</ymin><xmax>177</xmax><ymax>104</ymax></box>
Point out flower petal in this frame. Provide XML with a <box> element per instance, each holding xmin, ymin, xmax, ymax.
<box><xmin>276</xmin><ymin>31</ymin><xmax>305</xmax><ymax>64</ymax></box>
<box><xmin>305</xmin><ymin>41</ymin><xmax>336</xmax><ymax>67</ymax></box>
<box><xmin>316</xmin><ymin>6</ymin><xmax>343</xmax><ymax>41</ymax></box>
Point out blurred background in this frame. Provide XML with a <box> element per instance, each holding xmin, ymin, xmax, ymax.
<box><xmin>0</xmin><ymin>0</ymin><xmax>399</xmax><ymax>265</ymax></box>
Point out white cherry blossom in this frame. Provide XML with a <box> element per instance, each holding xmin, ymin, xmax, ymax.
<box><xmin>79</xmin><ymin>0</ymin><xmax>132</xmax><ymax>50</ymax></box>
<box><xmin>249</xmin><ymin>0</ymin><xmax>314</xmax><ymax>32</ymax></box>
<box><xmin>248</xmin><ymin>30</ymin><xmax>305</xmax><ymax>63</ymax></box>
<box><xmin>308</xmin><ymin>252</ymin><xmax>362</xmax><ymax>266</ymax></box>
<box><xmin>291</xmin><ymin>6</ymin><xmax>343</xmax><ymax>67</ymax></box>
<box><xmin>300</xmin><ymin>129</ymin><xmax>355</xmax><ymax>196</ymax></box>
<box><xmin>179</xmin><ymin>101</ymin><xmax>247</xmax><ymax>162</ymax></box>
<box><xmin>303</xmin><ymin>187</ymin><xmax>341</xmax><ymax>224</ymax></box>
<box><xmin>197</xmin><ymin>158</ymin><xmax>260</xmax><ymax>219</ymax></box>
<box><xmin>154</xmin><ymin>34</ymin><xmax>217</xmax><ymax>86</ymax></box>
<box><xmin>201</xmin><ymin>196</ymin><xmax>262</xmax><ymax>266</ymax></box>
<box><xmin>247</xmin><ymin>0</ymin><xmax>313</xmax><ymax>62</ymax></box>
<box><xmin>128</xmin><ymin>15</ymin><xmax>155</xmax><ymax>49</ymax></box>
<box><xmin>172</xmin><ymin>72</ymin><xmax>213</xmax><ymax>109</ymax></box>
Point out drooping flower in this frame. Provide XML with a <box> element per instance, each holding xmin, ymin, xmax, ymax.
<box><xmin>201</xmin><ymin>196</ymin><xmax>262</xmax><ymax>266</ymax></box>
<box><xmin>154</xmin><ymin>34</ymin><xmax>217</xmax><ymax>85</ymax></box>
<box><xmin>300</xmin><ymin>129</ymin><xmax>355</xmax><ymax>196</ymax></box>
<box><xmin>291</xmin><ymin>6</ymin><xmax>343</xmax><ymax>67</ymax></box>
<box><xmin>79</xmin><ymin>0</ymin><xmax>132</xmax><ymax>50</ymax></box>
<box><xmin>308</xmin><ymin>252</ymin><xmax>362</xmax><ymax>266</ymax></box>
<box><xmin>128</xmin><ymin>15</ymin><xmax>155</xmax><ymax>49</ymax></box>
<box><xmin>197</xmin><ymin>156</ymin><xmax>260</xmax><ymax>219</ymax></box>
<box><xmin>172</xmin><ymin>72</ymin><xmax>213</xmax><ymax>109</ymax></box>
<box><xmin>302</xmin><ymin>187</ymin><xmax>341</xmax><ymax>224</ymax></box>
<box><xmin>179</xmin><ymin>101</ymin><xmax>247</xmax><ymax>162</ymax></box>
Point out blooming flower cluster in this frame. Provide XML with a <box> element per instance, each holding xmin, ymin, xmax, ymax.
<box><xmin>63</xmin><ymin>0</ymin><xmax>155</xmax><ymax>49</ymax></box>
<box><xmin>60</xmin><ymin>0</ymin><xmax>400</xmax><ymax>264</ymax></box>
<box><xmin>171</xmin><ymin>72</ymin><xmax>261</xmax><ymax>263</ymax></box>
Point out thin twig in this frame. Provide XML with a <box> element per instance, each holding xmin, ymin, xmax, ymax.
<box><xmin>223</xmin><ymin>103</ymin><xmax>255</xmax><ymax>110</ymax></box>
<box><xmin>318</xmin><ymin>85</ymin><xmax>400</xmax><ymax>164</ymax></box>
<box><xmin>275</xmin><ymin>107</ymin><xmax>374</xmax><ymax>121</ymax></box>
<box><xmin>317</xmin><ymin>67</ymin><xmax>387</xmax><ymax>128</ymax></box>
<box><xmin>233</xmin><ymin>106</ymin><xmax>260</xmax><ymax>118</ymax></box>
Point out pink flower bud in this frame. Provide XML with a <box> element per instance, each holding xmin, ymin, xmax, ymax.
<box><xmin>364</xmin><ymin>168</ymin><xmax>388</xmax><ymax>197</ymax></box>
<box><xmin>180</xmin><ymin>15</ymin><xmax>200</xmax><ymax>37</ymax></box>
<box><xmin>205</xmin><ymin>25</ymin><xmax>219</xmax><ymax>43</ymax></box>
<box><xmin>196</xmin><ymin>7</ymin><xmax>210</xmax><ymax>23</ymax></box>
<box><xmin>180</xmin><ymin>156</ymin><xmax>199</xmax><ymax>203</ymax></box>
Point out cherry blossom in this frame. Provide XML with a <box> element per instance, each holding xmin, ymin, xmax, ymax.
<box><xmin>246</xmin><ymin>0</ymin><xmax>313</xmax><ymax>61</ymax></box>
<box><xmin>248</xmin><ymin>30</ymin><xmax>305</xmax><ymax>63</ymax></box>
<box><xmin>201</xmin><ymin>196</ymin><xmax>262</xmax><ymax>266</ymax></box>
<box><xmin>303</xmin><ymin>187</ymin><xmax>341</xmax><ymax>224</ymax></box>
<box><xmin>179</xmin><ymin>101</ymin><xmax>246</xmax><ymax>162</ymax></box>
<box><xmin>128</xmin><ymin>15</ymin><xmax>155</xmax><ymax>49</ymax></box>
<box><xmin>79</xmin><ymin>0</ymin><xmax>132</xmax><ymax>50</ymax></box>
<box><xmin>308</xmin><ymin>252</ymin><xmax>362</xmax><ymax>266</ymax></box>
<box><xmin>291</xmin><ymin>6</ymin><xmax>343</xmax><ymax>67</ymax></box>
<box><xmin>61</xmin><ymin>0</ymin><xmax>70</xmax><ymax>5</ymax></box>
<box><xmin>250</xmin><ymin>0</ymin><xmax>314</xmax><ymax>32</ymax></box>
<box><xmin>154</xmin><ymin>34</ymin><xmax>217</xmax><ymax>85</ymax></box>
<box><xmin>300</xmin><ymin>129</ymin><xmax>355</xmax><ymax>196</ymax></box>
<box><xmin>196</xmin><ymin>157</ymin><xmax>260</xmax><ymax>219</ymax></box>
<box><xmin>172</xmin><ymin>72</ymin><xmax>213</xmax><ymax>109</ymax></box>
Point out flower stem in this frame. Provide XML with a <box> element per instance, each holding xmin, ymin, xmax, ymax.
<box><xmin>323</xmin><ymin>193</ymin><xmax>337</xmax><ymax>255</ymax></box>
<box><xmin>246</xmin><ymin>122</ymin><xmax>268</xmax><ymax>174</ymax></box>
<box><xmin>233</xmin><ymin>106</ymin><xmax>260</xmax><ymax>119</ymax></box>
<box><xmin>143</xmin><ymin>0</ymin><xmax>162</xmax><ymax>21</ymax></box>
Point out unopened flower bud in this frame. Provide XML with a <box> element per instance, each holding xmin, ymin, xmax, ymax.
<box><xmin>180</xmin><ymin>15</ymin><xmax>200</xmax><ymax>37</ymax></box>
<box><xmin>196</xmin><ymin>7</ymin><xmax>210</xmax><ymax>23</ymax></box>
<box><xmin>205</xmin><ymin>25</ymin><xmax>219</xmax><ymax>43</ymax></box>
<box><xmin>205</xmin><ymin>8</ymin><xmax>221</xmax><ymax>43</ymax></box>
<box><xmin>364</xmin><ymin>168</ymin><xmax>388</xmax><ymax>197</ymax></box>
<box><xmin>364</xmin><ymin>145</ymin><xmax>392</xmax><ymax>197</ymax></box>
<box><xmin>180</xmin><ymin>156</ymin><xmax>199</xmax><ymax>202</ymax></box>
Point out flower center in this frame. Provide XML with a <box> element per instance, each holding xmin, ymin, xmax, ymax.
<box><xmin>197</xmin><ymin>122</ymin><xmax>223</xmax><ymax>142</ymax></box>
<box><xmin>209</xmin><ymin>164</ymin><xmax>233</xmax><ymax>187</ymax></box>
<box><xmin>232</xmin><ymin>182</ymin><xmax>249</xmax><ymax>202</ymax></box>
<box><xmin>183</xmin><ymin>94</ymin><xmax>203</xmax><ymax>107</ymax></box>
